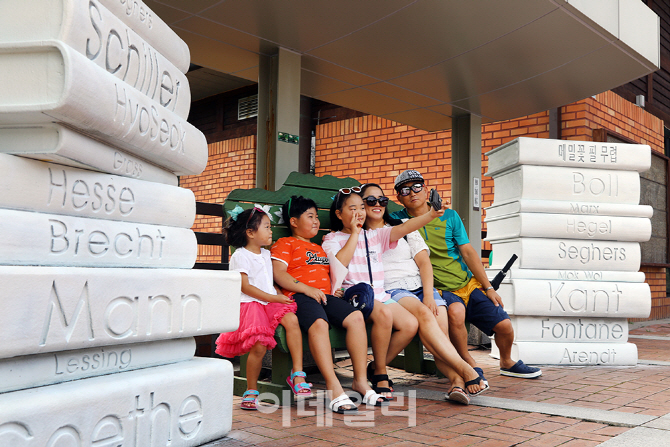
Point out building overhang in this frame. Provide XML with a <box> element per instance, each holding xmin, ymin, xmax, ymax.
<box><xmin>147</xmin><ymin>0</ymin><xmax>660</xmax><ymax>131</ymax></box>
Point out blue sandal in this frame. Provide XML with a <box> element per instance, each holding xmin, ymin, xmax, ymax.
<box><xmin>464</xmin><ymin>377</ymin><xmax>489</xmax><ymax>397</ymax></box>
<box><xmin>287</xmin><ymin>371</ymin><xmax>313</xmax><ymax>398</ymax></box>
<box><xmin>241</xmin><ymin>389</ymin><xmax>259</xmax><ymax>410</ymax></box>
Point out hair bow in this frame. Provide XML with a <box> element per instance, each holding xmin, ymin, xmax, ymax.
<box><xmin>229</xmin><ymin>205</ymin><xmax>245</xmax><ymax>221</ymax></box>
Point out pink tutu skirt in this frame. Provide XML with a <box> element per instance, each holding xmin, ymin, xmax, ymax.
<box><xmin>215</xmin><ymin>300</ymin><xmax>297</xmax><ymax>358</ymax></box>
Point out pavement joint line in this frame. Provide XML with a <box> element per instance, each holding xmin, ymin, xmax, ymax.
<box><xmin>394</xmin><ymin>386</ymin><xmax>657</xmax><ymax>428</ymax></box>
<box><xmin>638</xmin><ymin>359</ymin><xmax>670</xmax><ymax>366</ymax></box>
<box><xmin>628</xmin><ymin>335</ymin><xmax>670</xmax><ymax>340</ymax></box>
<box><xmin>599</xmin><ymin>427</ymin><xmax>670</xmax><ymax>446</ymax></box>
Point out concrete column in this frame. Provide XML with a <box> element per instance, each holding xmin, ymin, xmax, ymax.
<box><xmin>255</xmin><ymin>48</ymin><xmax>302</xmax><ymax>191</ymax></box>
<box><xmin>451</xmin><ymin>114</ymin><xmax>483</xmax><ymax>257</ymax></box>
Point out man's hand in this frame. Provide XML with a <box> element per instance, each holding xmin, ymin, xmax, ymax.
<box><xmin>304</xmin><ymin>286</ymin><xmax>327</xmax><ymax>304</ymax></box>
<box><xmin>429</xmin><ymin>201</ymin><xmax>449</xmax><ymax>219</ymax></box>
<box><xmin>485</xmin><ymin>288</ymin><xmax>504</xmax><ymax>308</ymax></box>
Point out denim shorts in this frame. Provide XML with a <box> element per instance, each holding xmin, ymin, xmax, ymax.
<box><xmin>387</xmin><ymin>287</ymin><xmax>447</xmax><ymax>307</ymax></box>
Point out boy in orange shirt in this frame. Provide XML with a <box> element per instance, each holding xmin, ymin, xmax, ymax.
<box><xmin>271</xmin><ymin>195</ymin><xmax>387</xmax><ymax>413</ymax></box>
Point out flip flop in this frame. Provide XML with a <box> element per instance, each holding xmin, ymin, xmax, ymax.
<box><xmin>473</xmin><ymin>366</ymin><xmax>489</xmax><ymax>387</ymax></box>
<box><xmin>464</xmin><ymin>376</ymin><xmax>489</xmax><ymax>397</ymax></box>
<box><xmin>329</xmin><ymin>393</ymin><xmax>358</xmax><ymax>414</ymax></box>
<box><xmin>446</xmin><ymin>387</ymin><xmax>470</xmax><ymax>405</ymax></box>
<box><xmin>286</xmin><ymin>371</ymin><xmax>313</xmax><ymax>398</ymax></box>
<box><xmin>240</xmin><ymin>389</ymin><xmax>259</xmax><ymax>410</ymax></box>
<box><xmin>361</xmin><ymin>389</ymin><xmax>390</xmax><ymax>407</ymax></box>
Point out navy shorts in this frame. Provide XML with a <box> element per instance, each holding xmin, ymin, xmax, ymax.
<box><xmin>441</xmin><ymin>287</ymin><xmax>509</xmax><ymax>336</ymax></box>
<box><xmin>293</xmin><ymin>293</ymin><xmax>359</xmax><ymax>332</ymax></box>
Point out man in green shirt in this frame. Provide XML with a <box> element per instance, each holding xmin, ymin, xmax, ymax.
<box><xmin>390</xmin><ymin>170</ymin><xmax>541</xmax><ymax>382</ymax></box>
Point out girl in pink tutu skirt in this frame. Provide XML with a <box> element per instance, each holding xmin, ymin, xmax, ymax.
<box><xmin>216</xmin><ymin>206</ymin><xmax>312</xmax><ymax>410</ymax></box>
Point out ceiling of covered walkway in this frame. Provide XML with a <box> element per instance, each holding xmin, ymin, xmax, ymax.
<box><xmin>146</xmin><ymin>0</ymin><xmax>659</xmax><ymax>131</ymax></box>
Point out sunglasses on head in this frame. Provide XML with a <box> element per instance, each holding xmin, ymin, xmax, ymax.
<box><xmin>398</xmin><ymin>183</ymin><xmax>424</xmax><ymax>196</ymax></box>
<box><xmin>362</xmin><ymin>196</ymin><xmax>389</xmax><ymax>207</ymax></box>
<box><xmin>338</xmin><ymin>185</ymin><xmax>362</xmax><ymax>195</ymax></box>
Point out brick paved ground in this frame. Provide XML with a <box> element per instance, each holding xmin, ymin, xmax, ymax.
<box><xmin>206</xmin><ymin>320</ymin><xmax>670</xmax><ymax>446</ymax></box>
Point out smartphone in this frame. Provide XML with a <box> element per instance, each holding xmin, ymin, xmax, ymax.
<box><xmin>429</xmin><ymin>188</ymin><xmax>442</xmax><ymax>211</ymax></box>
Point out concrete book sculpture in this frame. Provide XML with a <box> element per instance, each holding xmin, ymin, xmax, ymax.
<box><xmin>485</xmin><ymin>137</ymin><xmax>652</xmax><ymax>365</ymax></box>
<box><xmin>0</xmin><ymin>0</ymin><xmax>191</xmax><ymax>74</ymax></box>
<box><xmin>486</xmin><ymin>137</ymin><xmax>652</xmax><ymax>176</ymax></box>
<box><xmin>0</xmin><ymin>124</ymin><xmax>179</xmax><ymax>185</ymax></box>
<box><xmin>0</xmin><ymin>152</ymin><xmax>193</xmax><ymax>226</ymax></box>
<box><xmin>485</xmin><ymin>213</ymin><xmax>652</xmax><ymax>242</ymax></box>
<box><xmin>0</xmin><ymin>338</ymin><xmax>196</xmax><ymax>393</ymax></box>
<box><xmin>0</xmin><ymin>41</ymin><xmax>207</xmax><ymax>175</ymax></box>
<box><xmin>0</xmin><ymin>0</ymin><xmax>191</xmax><ymax>117</ymax></box>
<box><xmin>0</xmin><ymin>209</ymin><xmax>198</xmax><ymax>268</ymax></box>
<box><xmin>0</xmin><ymin>1</ymin><xmax>239</xmax><ymax>444</ymax></box>
<box><xmin>0</xmin><ymin>358</ymin><xmax>234</xmax><ymax>447</ymax></box>
<box><xmin>485</xmin><ymin>198</ymin><xmax>653</xmax><ymax>220</ymax></box>
<box><xmin>491</xmin><ymin>165</ymin><xmax>641</xmax><ymax>205</ymax></box>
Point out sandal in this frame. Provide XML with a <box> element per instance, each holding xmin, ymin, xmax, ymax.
<box><xmin>361</xmin><ymin>389</ymin><xmax>390</xmax><ymax>407</ymax></box>
<box><xmin>474</xmin><ymin>366</ymin><xmax>489</xmax><ymax>387</ymax></box>
<box><xmin>446</xmin><ymin>387</ymin><xmax>470</xmax><ymax>405</ymax></box>
<box><xmin>464</xmin><ymin>376</ymin><xmax>489</xmax><ymax>397</ymax></box>
<box><xmin>286</xmin><ymin>371</ymin><xmax>313</xmax><ymax>398</ymax></box>
<box><xmin>367</xmin><ymin>363</ymin><xmax>394</xmax><ymax>398</ymax></box>
<box><xmin>329</xmin><ymin>393</ymin><xmax>358</xmax><ymax>414</ymax></box>
<box><xmin>240</xmin><ymin>389</ymin><xmax>259</xmax><ymax>410</ymax></box>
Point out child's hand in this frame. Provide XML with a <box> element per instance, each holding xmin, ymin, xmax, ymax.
<box><xmin>350</xmin><ymin>211</ymin><xmax>363</xmax><ymax>234</ymax></box>
<box><xmin>269</xmin><ymin>293</ymin><xmax>295</xmax><ymax>305</ymax></box>
<box><xmin>304</xmin><ymin>286</ymin><xmax>328</xmax><ymax>304</ymax></box>
<box><xmin>333</xmin><ymin>288</ymin><xmax>344</xmax><ymax>298</ymax></box>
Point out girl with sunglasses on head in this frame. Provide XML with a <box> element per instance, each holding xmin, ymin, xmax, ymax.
<box><xmin>215</xmin><ymin>207</ymin><xmax>311</xmax><ymax>411</ymax></box>
<box><xmin>361</xmin><ymin>184</ymin><xmax>488</xmax><ymax>404</ymax></box>
<box><xmin>323</xmin><ymin>185</ymin><xmax>453</xmax><ymax>399</ymax></box>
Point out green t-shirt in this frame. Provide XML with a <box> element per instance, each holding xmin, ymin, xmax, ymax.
<box><xmin>390</xmin><ymin>208</ymin><xmax>472</xmax><ymax>291</ymax></box>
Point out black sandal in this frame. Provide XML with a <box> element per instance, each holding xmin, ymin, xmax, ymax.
<box><xmin>367</xmin><ymin>362</ymin><xmax>394</xmax><ymax>396</ymax></box>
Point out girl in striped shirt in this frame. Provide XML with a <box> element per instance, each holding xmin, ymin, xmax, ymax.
<box><xmin>322</xmin><ymin>186</ymin><xmax>447</xmax><ymax>398</ymax></box>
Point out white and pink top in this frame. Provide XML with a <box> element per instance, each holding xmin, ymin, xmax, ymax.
<box><xmin>322</xmin><ymin>227</ymin><xmax>397</xmax><ymax>302</ymax></box>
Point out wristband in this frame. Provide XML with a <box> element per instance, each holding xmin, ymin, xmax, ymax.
<box><xmin>485</xmin><ymin>286</ymin><xmax>494</xmax><ymax>292</ymax></box>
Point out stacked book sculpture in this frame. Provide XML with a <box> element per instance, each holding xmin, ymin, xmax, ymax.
<box><xmin>485</xmin><ymin>137</ymin><xmax>652</xmax><ymax>365</ymax></box>
<box><xmin>0</xmin><ymin>1</ymin><xmax>241</xmax><ymax>445</ymax></box>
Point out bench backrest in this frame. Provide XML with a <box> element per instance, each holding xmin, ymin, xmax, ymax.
<box><xmin>222</xmin><ymin>172</ymin><xmax>402</xmax><ymax>245</ymax></box>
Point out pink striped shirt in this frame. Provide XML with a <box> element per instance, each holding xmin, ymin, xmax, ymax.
<box><xmin>322</xmin><ymin>227</ymin><xmax>397</xmax><ymax>302</ymax></box>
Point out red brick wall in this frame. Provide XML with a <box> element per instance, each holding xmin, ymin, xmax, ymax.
<box><xmin>180</xmin><ymin>135</ymin><xmax>256</xmax><ymax>262</ymax></box>
<box><xmin>315</xmin><ymin>115</ymin><xmax>452</xmax><ymax>196</ymax></box>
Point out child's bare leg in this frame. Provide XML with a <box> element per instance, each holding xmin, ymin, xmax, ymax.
<box><xmin>341</xmin><ymin>310</ymin><xmax>374</xmax><ymax>395</ymax></box>
<box><xmin>307</xmin><ymin>318</ymin><xmax>346</xmax><ymax>399</ymax></box>
<box><xmin>365</xmin><ymin>305</ymin><xmax>394</xmax><ymax>398</ymax></box>
<box><xmin>246</xmin><ymin>342</ymin><xmax>267</xmax><ymax>391</ymax></box>
<box><xmin>281</xmin><ymin>312</ymin><xmax>305</xmax><ymax>386</ymax></box>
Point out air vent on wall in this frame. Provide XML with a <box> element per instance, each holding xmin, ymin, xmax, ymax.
<box><xmin>238</xmin><ymin>94</ymin><xmax>258</xmax><ymax>120</ymax></box>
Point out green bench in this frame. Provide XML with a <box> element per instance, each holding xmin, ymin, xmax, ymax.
<box><xmin>221</xmin><ymin>172</ymin><xmax>436</xmax><ymax>402</ymax></box>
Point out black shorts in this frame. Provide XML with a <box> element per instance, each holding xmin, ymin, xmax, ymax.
<box><xmin>293</xmin><ymin>293</ymin><xmax>359</xmax><ymax>331</ymax></box>
<box><xmin>441</xmin><ymin>287</ymin><xmax>510</xmax><ymax>337</ymax></box>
